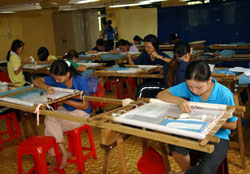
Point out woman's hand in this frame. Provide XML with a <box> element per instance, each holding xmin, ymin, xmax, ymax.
<box><xmin>23</xmin><ymin>57</ymin><xmax>32</xmax><ymax>64</ymax></box>
<box><xmin>126</xmin><ymin>52</ymin><xmax>131</xmax><ymax>59</ymax></box>
<box><xmin>87</xmin><ymin>50</ymin><xmax>98</xmax><ymax>54</ymax></box>
<box><xmin>109</xmin><ymin>50</ymin><xmax>120</xmax><ymax>54</ymax></box>
<box><xmin>47</xmin><ymin>86</ymin><xmax>55</xmax><ymax>94</ymax></box>
<box><xmin>151</xmin><ymin>51</ymin><xmax>162</xmax><ymax>59</ymax></box>
<box><xmin>177</xmin><ymin>100</ymin><xmax>192</xmax><ymax>113</ymax></box>
<box><xmin>151</xmin><ymin>51</ymin><xmax>171</xmax><ymax>63</ymax></box>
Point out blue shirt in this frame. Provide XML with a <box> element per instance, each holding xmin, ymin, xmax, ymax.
<box><xmin>92</xmin><ymin>46</ymin><xmax>111</xmax><ymax>52</ymax></box>
<box><xmin>105</xmin><ymin>26</ymin><xmax>114</xmax><ymax>41</ymax></box>
<box><xmin>44</xmin><ymin>75</ymin><xmax>90</xmax><ymax>114</ymax></box>
<box><xmin>134</xmin><ymin>50</ymin><xmax>169</xmax><ymax>66</ymax></box>
<box><xmin>163</xmin><ymin>59</ymin><xmax>189</xmax><ymax>88</ymax></box>
<box><xmin>169</xmin><ymin>78</ymin><xmax>237</xmax><ymax>140</ymax></box>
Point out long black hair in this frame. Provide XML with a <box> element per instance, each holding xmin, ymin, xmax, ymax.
<box><xmin>65</xmin><ymin>49</ymin><xmax>79</xmax><ymax>60</ymax></box>
<box><xmin>185</xmin><ymin>60</ymin><xmax>211</xmax><ymax>81</ymax></box>
<box><xmin>117</xmin><ymin>39</ymin><xmax>131</xmax><ymax>47</ymax></box>
<box><xmin>166</xmin><ymin>41</ymin><xmax>190</xmax><ymax>87</ymax></box>
<box><xmin>143</xmin><ymin>34</ymin><xmax>159</xmax><ymax>50</ymax></box>
<box><xmin>133</xmin><ymin>35</ymin><xmax>143</xmax><ymax>42</ymax></box>
<box><xmin>50</xmin><ymin>60</ymin><xmax>78</xmax><ymax>78</ymax></box>
<box><xmin>6</xmin><ymin>39</ymin><xmax>24</xmax><ymax>61</ymax></box>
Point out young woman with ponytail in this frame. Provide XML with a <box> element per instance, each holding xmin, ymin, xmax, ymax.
<box><xmin>164</xmin><ymin>41</ymin><xmax>191</xmax><ymax>88</ymax></box>
<box><xmin>7</xmin><ymin>39</ymin><xmax>31</xmax><ymax>86</ymax></box>
<box><xmin>34</xmin><ymin>60</ymin><xmax>90</xmax><ymax>170</ymax></box>
<box><xmin>136</xmin><ymin>41</ymin><xmax>190</xmax><ymax>98</ymax></box>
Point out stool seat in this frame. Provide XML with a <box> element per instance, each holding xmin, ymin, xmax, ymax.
<box><xmin>17</xmin><ymin>136</ymin><xmax>63</xmax><ymax>174</ymax></box>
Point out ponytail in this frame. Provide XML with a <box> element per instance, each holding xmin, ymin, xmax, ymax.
<box><xmin>50</xmin><ymin>60</ymin><xmax>79</xmax><ymax>78</ymax></box>
<box><xmin>166</xmin><ymin>57</ymin><xmax>179</xmax><ymax>87</ymax></box>
<box><xmin>166</xmin><ymin>41</ymin><xmax>190</xmax><ymax>87</ymax></box>
<box><xmin>6</xmin><ymin>50</ymin><xmax>11</xmax><ymax>62</ymax></box>
<box><xmin>6</xmin><ymin>39</ymin><xmax>24</xmax><ymax>62</ymax></box>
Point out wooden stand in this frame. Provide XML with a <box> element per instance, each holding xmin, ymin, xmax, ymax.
<box><xmin>20</xmin><ymin>111</ymin><xmax>39</xmax><ymax>139</ymax></box>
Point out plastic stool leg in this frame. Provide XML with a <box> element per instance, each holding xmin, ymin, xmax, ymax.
<box><xmin>6</xmin><ymin>117</ymin><xmax>14</xmax><ymax>137</ymax></box>
<box><xmin>73</xmin><ymin>133</ymin><xmax>85</xmax><ymax>173</ymax></box>
<box><xmin>87</xmin><ymin>127</ymin><xmax>97</xmax><ymax>159</ymax></box>
<box><xmin>17</xmin><ymin>151</ymin><xmax>23</xmax><ymax>174</ymax></box>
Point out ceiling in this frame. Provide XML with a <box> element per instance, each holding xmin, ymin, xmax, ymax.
<box><xmin>0</xmin><ymin>0</ymin><xmax>206</xmax><ymax>11</ymax></box>
<box><xmin>0</xmin><ymin>0</ymin><xmax>122</xmax><ymax>8</ymax></box>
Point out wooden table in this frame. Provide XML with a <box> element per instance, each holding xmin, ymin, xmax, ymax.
<box><xmin>209</xmin><ymin>44</ymin><xmax>250</xmax><ymax>50</ymax></box>
<box><xmin>0</xmin><ymin>94</ymin><xmax>244</xmax><ymax>173</ymax></box>
<box><xmin>94</xmin><ymin>66</ymin><xmax>163</xmax><ymax>99</ymax></box>
<box><xmin>79</xmin><ymin>54</ymin><xmax>141</xmax><ymax>65</ymax></box>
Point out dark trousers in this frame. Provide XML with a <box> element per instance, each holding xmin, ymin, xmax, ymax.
<box><xmin>170</xmin><ymin>139</ymin><xmax>229</xmax><ymax>174</ymax></box>
<box><xmin>107</xmin><ymin>40</ymin><xmax>114</xmax><ymax>49</ymax></box>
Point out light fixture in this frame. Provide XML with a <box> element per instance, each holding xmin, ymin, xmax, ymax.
<box><xmin>0</xmin><ymin>11</ymin><xmax>15</xmax><ymax>14</ymax></box>
<box><xmin>138</xmin><ymin>0</ymin><xmax>166</xmax><ymax>4</ymax></box>
<box><xmin>0</xmin><ymin>3</ymin><xmax>42</xmax><ymax>13</ymax></box>
<box><xmin>69</xmin><ymin>0</ymin><xmax>100</xmax><ymax>4</ymax></box>
<box><xmin>58</xmin><ymin>5</ymin><xmax>77</xmax><ymax>11</ymax></box>
<box><xmin>109</xmin><ymin>3</ymin><xmax>141</xmax><ymax>8</ymax></box>
<box><xmin>109</xmin><ymin>0</ymin><xmax>167</xmax><ymax>8</ymax></box>
<box><xmin>51</xmin><ymin>1</ymin><xmax>59</xmax><ymax>5</ymax></box>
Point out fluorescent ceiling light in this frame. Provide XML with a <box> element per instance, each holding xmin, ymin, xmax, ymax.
<box><xmin>0</xmin><ymin>11</ymin><xmax>15</xmax><ymax>14</ymax></box>
<box><xmin>138</xmin><ymin>0</ymin><xmax>166</xmax><ymax>4</ymax></box>
<box><xmin>0</xmin><ymin>3</ymin><xmax>41</xmax><ymax>12</ymax></box>
<box><xmin>109</xmin><ymin>0</ymin><xmax>167</xmax><ymax>8</ymax></box>
<box><xmin>51</xmin><ymin>1</ymin><xmax>59</xmax><ymax>5</ymax></box>
<box><xmin>70</xmin><ymin>0</ymin><xmax>100</xmax><ymax>4</ymax></box>
<box><xmin>109</xmin><ymin>3</ymin><xmax>141</xmax><ymax>8</ymax></box>
<box><xmin>59</xmin><ymin>5</ymin><xmax>77</xmax><ymax>11</ymax></box>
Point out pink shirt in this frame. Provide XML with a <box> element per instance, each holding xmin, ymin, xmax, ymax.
<box><xmin>116</xmin><ymin>45</ymin><xmax>139</xmax><ymax>53</ymax></box>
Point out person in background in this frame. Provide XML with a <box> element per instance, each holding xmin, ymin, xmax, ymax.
<box><xmin>104</xmin><ymin>20</ymin><xmax>115</xmax><ymax>49</ymax></box>
<box><xmin>37</xmin><ymin>47</ymin><xmax>57</xmax><ymax>64</ymax></box>
<box><xmin>34</xmin><ymin>60</ymin><xmax>90</xmax><ymax>170</ymax></box>
<box><xmin>100</xmin><ymin>21</ymin><xmax>108</xmax><ymax>40</ymax></box>
<box><xmin>126</xmin><ymin>34</ymin><xmax>171</xmax><ymax>98</ymax></box>
<box><xmin>169</xmin><ymin>33</ymin><xmax>180</xmax><ymax>44</ymax></box>
<box><xmin>87</xmin><ymin>38</ymin><xmax>111</xmax><ymax>54</ymax></box>
<box><xmin>158</xmin><ymin>60</ymin><xmax>237</xmax><ymax>174</ymax></box>
<box><xmin>127</xmin><ymin>34</ymin><xmax>171</xmax><ymax>66</ymax></box>
<box><xmin>133</xmin><ymin>35</ymin><xmax>144</xmax><ymax>45</ymax></box>
<box><xmin>111</xmin><ymin>39</ymin><xmax>139</xmax><ymax>54</ymax></box>
<box><xmin>6</xmin><ymin>39</ymin><xmax>31</xmax><ymax>86</ymax></box>
<box><xmin>164</xmin><ymin>41</ymin><xmax>191</xmax><ymax>88</ymax></box>
<box><xmin>65</xmin><ymin>49</ymin><xmax>93</xmax><ymax>80</ymax></box>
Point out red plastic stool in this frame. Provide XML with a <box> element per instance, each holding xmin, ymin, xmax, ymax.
<box><xmin>137</xmin><ymin>146</ymin><xmax>165</xmax><ymax>174</ymax></box>
<box><xmin>116</xmin><ymin>77</ymin><xmax>136</xmax><ymax>99</ymax></box>
<box><xmin>64</xmin><ymin>125</ymin><xmax>97</xmax><ymax>173</ymax></box>
<box><xmin>17</xmin><ymin>136</ymin><xmax>64</xmax><ymax>174</ymax></box>
<box><xmin>0</xmin><ymin>111</ymin><xmax>22</xmax><ymax>151</ymax></box>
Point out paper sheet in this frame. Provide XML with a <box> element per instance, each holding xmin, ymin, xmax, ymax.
<box><xmin>85</xmin><ymin>52</ymin><xmax>108</xmax><ymax>56</ymax></box>
<box><xmin>23</xmin><ymin>64</ymin><xmax>50</xmax><ymax>69</ymax></box>
<box><xmin>78</xmin><ymin>63</ymin><xmax>101</xmax><ymax>67</ymax></box>
<box><xmin>117</xmin><ymin>68</ymin><xmax>141</xmax><ymax>73</ymax></box>
<box><xmin>229</xmin><ymin>67</ymin><xmax>250</xmax><ymax>73</ymax></box>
